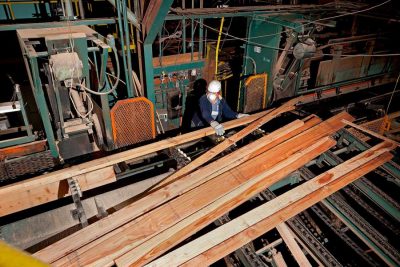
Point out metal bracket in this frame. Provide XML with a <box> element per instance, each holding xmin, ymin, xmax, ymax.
<box><xmin>67</xmin><ymin>178</ymin><xmax>88</xmax><ymax>227</ymax></box>
<box><xmin>168</xmin><ymin>147</ymin><xmax>191</xmax><ymax>169</ymax></box>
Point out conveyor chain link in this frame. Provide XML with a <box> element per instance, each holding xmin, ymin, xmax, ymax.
<box><xmin>215</xmin><ymin>214</ymin><xmax>267</xmax><ymax>267</ymax></box>
<box><xmin>359</xmin><ymin>176</ymin><xmax>400</xmax><ymax>212</ymax></box>
<box><xmin>343</xmin><ymin>185</ymin><xmax>399</xmax><ymax>235</ymax></box>
<box><xmin>300</xmin><ymin>166</ymin><xmax>400</xmax><ymax>266</ymax></box>
<box><xmin>311</xmin><ymin>204</ymin><xmax>380</xmax><ymax>267</ymax></box>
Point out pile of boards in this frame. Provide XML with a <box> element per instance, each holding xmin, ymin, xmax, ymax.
<box><xmin>31</xmin><ymin>97</ymin><xmax>395</xmax><ymax>266</ymax></box>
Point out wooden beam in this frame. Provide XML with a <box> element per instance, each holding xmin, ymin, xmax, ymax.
<box><xmin>0</xmin><ymin>140</ymin><xmax>46</xmax><ymax>160</ymax></box>
<box><xmin>149</xmin><ymin>97</ymin><xmax>304</xmax><ymax>192</ymax></box>
<box><xmin>0</xmin><ymin>110</ymin><xmax>266</xmax><ymax>217</ymax></box>
<box><xmin>276</xmin><ymin>223</ymin><xmax>311</xmax><ymax>267</ymax></box>
<box><xmin>272</xmin><ymin>252</ymin><xmax>288</xmax><ymax>267</ymax></box>
<box><xmin>35</xmin><ymin>116</ymin><xmax>312</xmax><ymax>263</ymax></box>
<box><xmin>149</xmin><ymin>143</ymin><xmax>394</xmax><ymax>266</ymax></box>
<box><xmin>153</xmin><ymin>52</ymin><xmax>200</xmax><ymax>67</ymax></box>
<box><xmin>50</xmin><ymin>126</ymin><xmax>332</xmax><ymax>267</ymax></box>
<box><xmin>343</xmin><ymin>119</ymin><xmax>400</xmax><ymax>147</ymax></box>
<box><xmin>1</xmin><ymin>167</ymin><xmax>116</xmax><ymax>216</ymax></box>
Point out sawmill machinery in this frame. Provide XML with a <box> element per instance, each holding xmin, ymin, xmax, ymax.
<box><xmin>0</xmin><ymin>1</ymin><xmax>399</xmax><ymax>178</ymax></box>
<box><xmin>0</xmin><ymin>1</ymin><xmax>399</xmax><ymax>266</ymax></box>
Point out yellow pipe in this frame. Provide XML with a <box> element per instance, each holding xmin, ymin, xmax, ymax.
<box><xmin>6</xmin><ymin>0</ymin><xmax>15</xmax><ymax>20</ymax></box>
<box><xmin>74</xmin><ymin>0</ymin><xmax>80</xmax><ymax>16</ymax></box>
<box><xmin>127</xmin><ymin>0</ymin><xmax>136</xmax><ymax>51</ymax></box>
<box><xmin>215</xmin><ymin>17</ymin><xmax>225</xmax><ymax>78</ymax></box>
<box><xmin>0</xmin><ymin>241</ymin><xmax>49</xmax><ymax>267</ymax></box>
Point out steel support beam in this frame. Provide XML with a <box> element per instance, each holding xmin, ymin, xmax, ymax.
<box><xmin>107</xmin><ymin>0</ymin><xmax>139</xmax><ymax>28</ymax></box>
<box><xmin>142</xmin><ymin>0</ymin><xmax>174</xmax><ymax>104</ymax></box>
<box><xmin>0</xmin><ymin>18</ymin><xmax>115</xmax><ymax>31</ymax></box>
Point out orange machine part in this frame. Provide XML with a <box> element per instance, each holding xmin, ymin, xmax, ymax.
<box><xmin>110</xmin><ymin>97</ymin><xmax>156</xmax><ymax>148</ymax></box>
<box><xmin>243</xmin><ymin>73</ymin><xmax>268</xmax><ymax>113</ymax></box>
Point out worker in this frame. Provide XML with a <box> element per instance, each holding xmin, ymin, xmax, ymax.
<box><xmin>191</xmin><ymin>80</ymin><xmax>248</xmax><ymax>136</ymax></box>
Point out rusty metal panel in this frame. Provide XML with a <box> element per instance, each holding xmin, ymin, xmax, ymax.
<box><xmin>243</xmin><ymin>73</ymin><xmax>268</xmax><ymax>113</ymax></box>
<box><xmin>111</xmin><ymin>97</ymin><xmax>156</xmax><ymax>148</ymax></box>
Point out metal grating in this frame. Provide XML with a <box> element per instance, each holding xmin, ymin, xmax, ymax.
<box><xmin>347</xmin><ymin>117</ymin><xmax>387</xmax><ymax>141</ymax></box>
<box><xmin>243</xmin><ymin>73</ymin><xmax>267</xmax><ymax>113</ymax></box>
<box><xmin>111</xmin><ymin>97</ymin><xmax>156</xmax><ymax>148</ymax></box>
<box><xmin>0</xmin><ymin>150</ymin><xmax>55</xmax><ymax>181</ymax></box>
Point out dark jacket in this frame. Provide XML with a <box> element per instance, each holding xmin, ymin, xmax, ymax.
<box><xmin>191</xmin><ymin>95</ymin><xmax>237</xmax><ymax>127</ymax></box>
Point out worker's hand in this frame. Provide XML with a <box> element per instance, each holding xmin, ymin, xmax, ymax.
<box><xmin>210</xmin><ymin>121</ymin><xmax>225</xmax><ymax>136</ymax></box>
<box><xmin>237</xmin><ymin>113</ymin><xmax>249</xmax><ymax>119</ymax></box>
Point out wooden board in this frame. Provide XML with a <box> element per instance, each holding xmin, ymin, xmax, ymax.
<box><xmin>114</xmin><ymin>138</ymin><xmax>336</xmax><ymax>267</ymax></box>
<box><xmin>0</xmin><ymin>110</ymin><xmax>267</xmax><ymax>217</ymax></box>
<box><xmin>153</xmin><ymin>52</ymin><xmax>200</xmax><ymax>67</ymax></box>
<box><xmin>34</xmin><ymin>117</ymin><xmax>311</xmax><ymax>263</ymax></box>
<box><xmin>149</xmin><ymin>96</ymin><xmax>304</xmax><ymax>191</ymax></box>
<box><xmin>276</xmin><ymin>223</ymin><xmax>311</xmax><ymax>267</ymax></box>
<box><xmin>0</xmin><ymin>140</ymin><xmax>47</xmax><ymax>160</ymax></box>
<box><xmin>0</xmin><ymin>166</ymin><xmax>115</xmax><ymax>217</ymax></box>
<box><xmin>149</xmin><ymin>143</ymin><xmax>394</xmax><ymax>266</ymax></box>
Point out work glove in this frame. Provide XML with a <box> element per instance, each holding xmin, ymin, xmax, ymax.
<box><xmin>210</xmin><ymin>121</ymin><xmax>225</xmax><ymax>136</ymax></box>
<box><xmin>237</xmin><ymin>113</ymin><xmax>249</xmax><ymax>119</ymax></box>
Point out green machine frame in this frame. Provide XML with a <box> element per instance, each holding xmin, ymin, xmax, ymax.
<box><xmin>17</xmin><ymin>26</ymin><xmax>117</xmax><ymax>158</ymax></box>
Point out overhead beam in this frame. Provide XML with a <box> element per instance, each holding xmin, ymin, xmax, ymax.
<box><xmin>0</xmin><ymin>18</ymin><xmax>116</xmax><ymax>31</ymax></box>
<box><xmin>143</xmin><ymin>0</ymin><xmax>174</xmax><ymax>44</ymax></box>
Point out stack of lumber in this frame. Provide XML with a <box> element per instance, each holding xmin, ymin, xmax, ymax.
<box><xmin>32</xmin><ymin>98</ymin><xmax>395</xmax><ymax>266</ymax></box>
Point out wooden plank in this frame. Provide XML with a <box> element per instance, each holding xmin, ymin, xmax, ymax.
<box><xmin>153</xmin><ymin>52</ymin><xmax>200</xmax><ymax>67</ymax></box>
<box><xmin>149</xmin><ymin>96</ymin><xmax>304</xmax><ymax>192</ymax></box>
<box><xmin>34</xmin><ymin>116</ymin><xmax>312</xmax><ymax>263</ymax></box>
<box><xmin>113</xmin><ymin>138</ymin><xmax>336</xmax><ymax>267</ymax></box>
<box><xmin>343</xmin><ymin>119</ymin><xmax>400</xmax><ymax>147</ymax></box>
<box><xmin>0</xmin><ymin>140</ymin><xmax>46</xmax><ymax>160</ymax></box>
<box><xmin>276</xmin><ymin>223</ymin><xmax>311</xmax><ymax>267</ymax></box>
<box><xmin>288</xmin><ymin>231</ymin><xmax>325</xmax><ymax>267</ymax></box>
<box><xmin>0</xmin><ymin>110</ymin><xmax>267</xmax><ymax>217</ymax></box>
<box><xmin>0</xmin><ymin>167</ymin><xmax>116</xmax><ymax>216</ymax></box>
<box><xmin>272</xmin><ymin>252</ymin><xmax>288</xmax><ymax>267</ymax></box>
<box><xmin>41</xmin><ymin>111</ymin><xmax>352</xmax><ymax>265</ymax></box>
<box><xmin>149</xmin><ymin>144</ymin><xmax>394</xmax><ymax>267</ymax></box>
<box><xmin>50</xmin><ymin>124</ymin><xmax>330</xmax><ymax>267</ymax></box>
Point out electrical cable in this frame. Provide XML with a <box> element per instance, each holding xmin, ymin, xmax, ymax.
<box><xmin>191</xmin><ymin>16</ymin><xmax>400</xmax><ymax>57</ymax></box>
<box><xmin>190</xmin><ymin>0</ymin><xmax>393</xmax><ymax>44</ymax></box>
<box><xmin>77</xmin><ymin>41</ymin><xmax>121</xmax><ymax>95</ymax></box>
<box><xmin>220</xmin><ymin>17</ymin><xmax>233</xmax><ymax>50</ymax></box>
<box><xmin>385</xmin><ymin>72</ymin><xmax>400</xmax><ymax>114</ymax></box>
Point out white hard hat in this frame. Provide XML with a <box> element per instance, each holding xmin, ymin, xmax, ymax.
<box><xmin>208</xmin><ymin>80</ymin><xmax>221</xmax><ymax>93</ymax></box>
